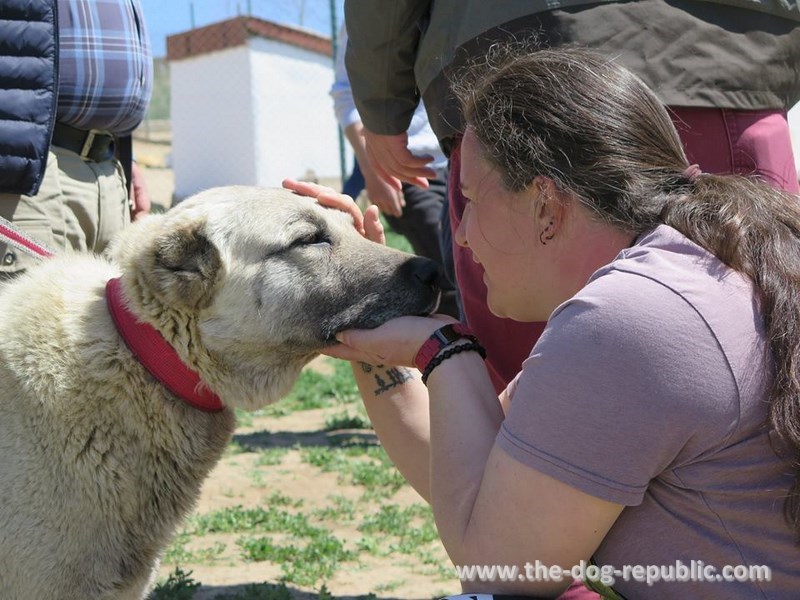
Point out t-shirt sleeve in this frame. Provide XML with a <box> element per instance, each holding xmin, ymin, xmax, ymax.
<box><xmin>497</xmin><ymin>270</ymin><xmax>740</xmax><ymax>506</ymax></box>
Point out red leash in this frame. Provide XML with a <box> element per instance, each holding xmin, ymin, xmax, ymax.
<box><xmin>0</xmin><ymin>215</ymin><xmax>55</xmax><ymax>259</ymax></box>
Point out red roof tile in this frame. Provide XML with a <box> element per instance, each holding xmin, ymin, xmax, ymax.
<box><xmin>167</xmin><ymin>16</ymin><xmax>332</xmax><ymax>61</ymax></box>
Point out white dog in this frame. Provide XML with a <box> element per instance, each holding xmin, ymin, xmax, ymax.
<box><xmin>0</xmin><ymin>186</ymin><xmax>439</xmax><ymax>600</ymax></box>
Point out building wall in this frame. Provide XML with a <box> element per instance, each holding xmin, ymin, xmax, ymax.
<box><xmin>170</xmin><ymin>37</ymin><xmax>350</xmax><ymax>201</ymax></box>
<box><xmin>171</xmin><ymin>46</ymin><xmax>257</xmax><ymax>200</ymax></box>
<box><xmin>249</xmin><ymin>36</ymin><xmax>346</xmax><ymax>187</ymax></box>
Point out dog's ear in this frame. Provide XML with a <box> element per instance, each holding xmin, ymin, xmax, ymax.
<box><xmin>146</xmin><ymin>219</ymin><xmax>222</xmax><ymax>310</ymax></box>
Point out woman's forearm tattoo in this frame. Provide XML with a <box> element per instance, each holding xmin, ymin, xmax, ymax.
<box><xmin>358</xmin><ymin>362</ymin><xmax>416</xmax><ymax>395</ymax></box>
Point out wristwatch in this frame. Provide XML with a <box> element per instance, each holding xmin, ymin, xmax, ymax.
<box><xmin>413</xmin><ymin>323</ymin><xmax>476</xmax><ymax>372</ymax></box>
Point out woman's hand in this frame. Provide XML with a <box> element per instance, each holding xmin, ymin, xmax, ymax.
<box><xmin>282</xmin><ymin>178</ymin><xmax>385</xmax><ymax>244</ymax></box>
<box><xmin>324</xmin><ymin>314</ymin><xmax>457</xmax><ymax>366</ymax></box>
<box><xmin>283</xmin><ymin>178</ymin><xmax>453</xmax><ymax>365</ymax></box>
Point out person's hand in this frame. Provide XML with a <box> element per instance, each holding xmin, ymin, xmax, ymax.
<box><xmin>129</xmin><ymin>161</ymin><xmax>152</xmax><ymax>221</ymax></box>
<box><xmin>323</xmin><ymin>314</ymin><xmax>457</xmax><ymax>365</ymax></box>
<box><xmin>282</xmin><ymin>178</ymin><xmax>385</xmax><ymax>244</ymax></box>
<box><xmin>363</xmin><ymin>130</ymin><xmax>436</xmax><ymax>190</ymax></box>
<box><xmin>363</xmin><ymin>165</ymin><xmax>405</xmax><ymax>218</ymax></box>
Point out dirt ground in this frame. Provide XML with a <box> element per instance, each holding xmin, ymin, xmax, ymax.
<box><xmin>169</xmin><ymin>404</ymin><xmax>455</xmax><ymax>600</ymax></box>
<box><xmin>134</xmin><ymin>140</ymin><xmax>457</xmax><ymax>600</ymax></box>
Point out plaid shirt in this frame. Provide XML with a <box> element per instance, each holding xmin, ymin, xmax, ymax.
<box><xmin>56</xmin><ymin>0</ymin><xmax>153</xmax><ymax>135</ymax></box>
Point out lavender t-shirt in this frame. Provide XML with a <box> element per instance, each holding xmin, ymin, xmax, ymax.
<box><xmin>497</xmin><ymin>225</ymin><xmax>798</xmax><ymax>598</ymax></box>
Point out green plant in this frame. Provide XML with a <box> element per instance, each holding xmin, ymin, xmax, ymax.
<box><xmin>211</xmin><ymin>582</ymin><xmax>292</xmax><ymax>600</ymax></box>
<box><xmin>225</xmin><ymin>440</ymin><xmax>250</xmax><ymax>456</ymax></box>
<box><xmin>324</xmin><ymin>411</ymin><xmax>371</xmax><ymax>431</ymax></box>
<box><xmin>356</xmin><ymin>503</ymin><xmax>440</xmax><ymax>558</ymax></box>
<box><xmin>381</xmin><ymin>216</ymin><xmax>414</xmax><ymax>254</ymax></box>
<box><xmin>190</xmin><ymin>505</ymin><xmax>314</xmax><ymax>537</ymax></box>
<box><xmin>301</xmin><ymin>445</ymin><xmax>406</xmax><ymax>497</ymax></box>
<box><xmin>255</xmin><ymin>447</ymin><xmax>289</xmax><ymax>466</ymax></box>
<box><xmin>312</xmin><ymin>494</ymin><xmax>356</xmax><ymax>522</ymax></box>
<box><xmin>162</xmin><ymin>532</ymin><xmax>226</xmax><ymax>565</ymax></box>
<box><xmin>150</xmin><ymin>566</ymin><xmax>200</xmax><ymax>599</ymax></box>
<box><xmin>237</xmin><ymin>530</ymin><xmax>356</xmax><ymax>586</ymax></box>
<box><xmin>234</xmin><ymin>408</ymin><xmax>255</xmax><ymax>428</ymax></box>
<box><xmin>264</xmin><ymin>490</ymin><xmax>303</xmax><ymax>508</ymax></box>
<box><xmin>265</xmin><ymin>361</ymin><xmax>360</xmax><ymax>417</ymax></box>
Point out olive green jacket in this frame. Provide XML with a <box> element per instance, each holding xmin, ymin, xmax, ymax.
<box><xmin>344</xmin><ymin>0</ymin><xmax>800</xmax><ymax>152</ymax></box>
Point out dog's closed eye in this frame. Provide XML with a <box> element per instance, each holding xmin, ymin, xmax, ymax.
<box><xmin>293</xmin><ymin>230</ymin><xmax>331</xmax><ymax>248</ymax></box>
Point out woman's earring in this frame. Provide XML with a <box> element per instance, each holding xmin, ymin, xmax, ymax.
<box><xmin>539</xmin><ymin>221</ymin><xmax>555</xmax><ymax>245</ymax></box>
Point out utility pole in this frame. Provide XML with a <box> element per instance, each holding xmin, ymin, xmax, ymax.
<box><xmin>330</xmin><ymin>0</ymin><xmax>346</xmax><ymax>186</ymax></box>
<box><xmin>189</xmin><ymin>1</ymin><xmax>195</xmax><ymax>28</ymax></box>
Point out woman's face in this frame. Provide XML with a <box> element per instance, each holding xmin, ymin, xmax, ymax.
<box><xmin>456</xmin><ymin>129</ymin><xmax>552</xmax><ymax>321</ymax></box>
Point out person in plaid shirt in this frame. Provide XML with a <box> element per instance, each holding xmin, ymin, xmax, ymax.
<box><xmin>0</xmin><ymin>0</ymin><xmax>153</xmax><ymax>278</ymax></box>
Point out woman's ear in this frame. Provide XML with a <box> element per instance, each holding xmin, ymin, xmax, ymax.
<box><xmin>532</xmin><ymin>176</ymin><xmax>567</xmax><ymax>243</ymax></box>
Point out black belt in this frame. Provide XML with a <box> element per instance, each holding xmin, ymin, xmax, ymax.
<box><xmin>51</xmin><ymin>122</ymin><xmax>116</xmax><ymax>162</ymax></box>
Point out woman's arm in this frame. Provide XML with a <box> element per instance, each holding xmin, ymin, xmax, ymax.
<box><xmin>333</xmin><ymin>324</ymin><xmax>624</xmax><ymax>596</ymax></box>
<box><xmin>426</xmin><ymin>354</ymin><xmax>623</xmax><ymax>595</ymax></box>
<box><xmin>348</xmin><ymin>361</ymin><xmax>433</xmax><ymax>500</ymax></box>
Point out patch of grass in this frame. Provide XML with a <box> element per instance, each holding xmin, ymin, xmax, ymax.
<box><xmin>348</xmin><ymin>459</ymin><xmax>405</xmax><ymax>494</ymax></box>
<box><xmin>355</xmin><ymin>534</ymin><xmax>385</xmax><ymax>556</ymax></box>
<box><xmin>312</xmin><ymin>494</ymin><xmax>356</xmax><ymax>522</ymax></box>
<box><xmin>190</xmin><ymin>505</ymin><xmax>314</xmax><ymax>537</ymax></box>
<box><xmin>150</xmin><ymin>566</ymin><xmax>201</xmax><ymax>599</ymax></box>
<box><xmin>237</xmin><ymin>530</ymin><xmax>356</xmax><ymax>587</ymax></box>
<box><xmin>374</xmin><ymin>580</ymin><xmax>403</xmax><ymax>593</ymax></box>
<box><xmin>255</xmin><ymin>447</ymin><xmax>289</xmax><ymax>466</ymax></box>
<box><xmin>301</xmin><ymin>445</ymin><xmax>406</xmax><ymax>496</ymax></box>
<box><xmin>324</xmin><ymin>410</ymin><xmax>371</xmax><ymax>431</ymax></box>
<box><xmin>265</xmin><ymin>361</ymin><xmax>359</xmax><ymax>417</ymax></box>
<box><xmin>264</xmin><ymin>490</ymin><xmax>303</xmax><ymax>508</ymax></box>
<box><xmin>249</xmin><ymin>469</ymin><xmax>267</xmax><ymax>489</ymax></box>
<box><xmin>381</xmin><ymin>216</ymin><xmax>414</xmax><ymax>254</ymax></box>
<box><xmin>225</xmin><ymin>440</ymin><xmax>251</xmax><ymax>456</ymax></box>
<box><xmin>162</xmin><ymin>532</ymin><xmax>226</xmax><ymax>565</ymax></box>
<box><xmin>357</xmin><ymin>504</ymin><xmax>440</xmax><ymax>557</ymax></box>
<box><xmin>212</xmin><ymin>582</ymin><xmax>293</xmax><ymax>600</ymax></box>
<box><xmin>235</xmin><ymin>408</ymin><xmax>255</xmax><ymax>429</ymax></box>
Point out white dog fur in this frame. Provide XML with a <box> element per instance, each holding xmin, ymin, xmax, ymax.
<box><xmin>0</xmin><ymin>186</ymin><xmax>439</xmax><ymax>599</ymax></box>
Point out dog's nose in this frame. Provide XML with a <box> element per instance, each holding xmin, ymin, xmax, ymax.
<box><xmin>408</xmin><ymin>256</ymin><xmax>440</xmax><ymax>287</ymax></box>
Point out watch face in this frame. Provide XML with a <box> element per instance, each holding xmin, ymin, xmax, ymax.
<box><xmin>434</xmin><ymin>324</ymin><xmax>462</xmax><ymax>345</ymax></box>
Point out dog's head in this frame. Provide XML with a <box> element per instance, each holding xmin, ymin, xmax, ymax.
<box><xmin>110</xmin><ymin>186</ymin><xmax>441</xmax><ymax>409</ymax></box>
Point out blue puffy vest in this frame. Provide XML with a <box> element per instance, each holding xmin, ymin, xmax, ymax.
<box><xmin>0</xmin><ymin>0</ymin><xmax>58</xmax><ymax>196</ymax></box>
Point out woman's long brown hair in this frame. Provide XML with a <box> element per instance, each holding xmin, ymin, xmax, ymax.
<box><xmin>454</xmin><ymin>43</ymin><xmax>800</xmax><ymax>537</ymax></box>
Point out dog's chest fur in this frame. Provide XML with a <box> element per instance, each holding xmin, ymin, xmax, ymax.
<box><xmin>0</xmin><ymin>257</ymin><xmax>236</xmax><ymax>599</ymax></box>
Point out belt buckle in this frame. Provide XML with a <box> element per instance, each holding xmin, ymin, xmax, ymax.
<box><xmin>80</xmin><ymin>130</ymin><xmax>98</xmax><ymax>159</ymax></box>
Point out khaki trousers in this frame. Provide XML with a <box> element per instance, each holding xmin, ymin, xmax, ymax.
<box><xmin>0</xmin><ymin>144</ymin><xmax>130</xmax><ymax>276</ymax></box>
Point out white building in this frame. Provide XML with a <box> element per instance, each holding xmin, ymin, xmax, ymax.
<box><xmin>167</xmin><ymin>17</ymin><xmax>349</xmax><ymax>201</ymax></box>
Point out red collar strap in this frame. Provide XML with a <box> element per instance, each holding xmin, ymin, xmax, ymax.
<box><xmin>105</xmin><ymin>277</ymin><xmax>225</xmax><ymax>412</ymax></box>
<box><xmin>413</xmin><ymin>323</ymin><xmax>479</xmax><ymax>373</ymax></box>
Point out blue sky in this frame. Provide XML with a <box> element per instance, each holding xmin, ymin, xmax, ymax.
<box><xmin>140</xmin><ymin>0</ymin><xmax>345</xmax><ymax>57</ymax></box>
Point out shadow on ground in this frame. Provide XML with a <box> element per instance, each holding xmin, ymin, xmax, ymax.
<box><xmin>188</xmin><ymin>580</ymin><xmax>420</xmax><ymax>600</ymax></box>
<box><xmin>233</xmin><ymin>429</ymin><xmax>379</xmax><ymax>451</ymax></box>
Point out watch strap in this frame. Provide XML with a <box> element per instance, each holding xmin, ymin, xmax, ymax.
<box><xmin>414</xmin><ymin>323</ymin><xmax>477</xmax><ymax>372</ymax></box>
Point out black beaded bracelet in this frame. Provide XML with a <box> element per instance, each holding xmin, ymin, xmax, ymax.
<box><xmin>420</xmin><ymin>341</ymin><xmax>487</xmax><ymax>385</ymax></box>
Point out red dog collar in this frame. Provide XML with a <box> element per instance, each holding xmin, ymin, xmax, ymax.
<box><xmin>414</xmin><ymin>323</ymin><xmax>477</xmax><ymax>372</ymax></box>
<box><xmin>105</xmin><ymin>277</ymin><xmax>225</xmax><ymax>412</ymax></box>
